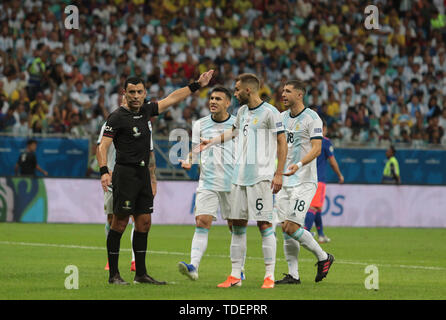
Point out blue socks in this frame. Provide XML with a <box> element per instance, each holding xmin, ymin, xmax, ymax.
<box><xmin>304</xmin><ymin>208</ymin><xmax>317</xmax><ymax>231</ymax></box>
<box><xmin>315</xmin><ymin>210</ymin><xmax>325</xmax><ymax>237</ymax></box>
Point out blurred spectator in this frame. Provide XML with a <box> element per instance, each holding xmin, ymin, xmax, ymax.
<box><xmin>69</xmin><ymin>113</ymin><xmax>87</xmax><ymax>137</ymax></box>
<box><xmin>70</xmin><ymin>81</ymin><xmax>92</xmax><ymax>114</ymax></box>
<box><xmin>426</xmin><ymin>116</ymin><xmax>444</xmax><ymax>143</ymax></box>
<box><xmin>0</xmin><ymin>0</ymin><xmax>443</xmax><ymax>151</ymax></box>
<box><xmin>27</xmin><ymin>43</ymin><xmax>47</xmax><ymax>101</ymax></box>
<box><xmin>0</xmin><ymin>102</ymin><xmax>16</xmax><ymax>132</ymax></box>
<box><xmin>48</xmin><ymin>106</ymin><xmax>67</xmax><ymax>134</ymax></box>
<box><xmin>379</xmin><ymin>125</ymin><xmax>393</xmax><ymax>148</ymax></box>
<box><xmin>12</xmin><ymin>111</ymin><xmax>30</xmax><ymax>136</ymax></box>
<box><xmin>439</xmin><ymin>107</ymin><xmax>446</xmax><ymax>129</ymax></box>
<box><xmin>339</xmin><ymin>117</ymin><xmax>353</xmax><ymax>143</ymax></box>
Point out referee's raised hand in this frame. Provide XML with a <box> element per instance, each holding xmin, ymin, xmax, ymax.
<box><xmin>197</xmin><ymin>70</ymin><xmax>214</xmax><ymax>88</ymax></box>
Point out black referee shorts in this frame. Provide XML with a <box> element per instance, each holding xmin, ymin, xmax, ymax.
<box><xmin>112</xmin><ymin>163</ymin><xmax>154</xmax><ymax>215</ymax></box>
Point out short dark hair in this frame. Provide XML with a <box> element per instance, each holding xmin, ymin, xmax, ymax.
<box><xmin>285</xmin><ymin>80</ymin><xmax>307</xmax><ymax>95</ymax></box>
<box><xmin>124</xmin><ymin>77</ymin><xmax>145</xmax><ymax>90</ymax></box>
<box><xmin>235</xmin><ymin>73</ymin><xmax>260</xmax><ymax>90</ymax></box>
<box><xmin>27</xmin><ymin>139</ymin><xmax>37</xmax><ymax>146</ymax></box>
<box><xmin>210</xmin><ymin>86</ymin><xmax>232</xmax><ymax>101</ymax></box>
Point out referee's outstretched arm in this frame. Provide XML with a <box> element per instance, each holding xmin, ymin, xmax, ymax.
<box><xmin>157</xmin><ymin>70</ymin><xmax>214</xmax><ymax>114</ymax></box>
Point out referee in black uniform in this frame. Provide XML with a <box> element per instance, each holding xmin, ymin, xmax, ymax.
<box><xmin>97</xmin><ymin>70</ymin><xmax>214</xmax><ymax>285</ymax></box>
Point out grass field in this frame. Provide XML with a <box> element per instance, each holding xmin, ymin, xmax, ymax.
<box><xmin>0</xmin><ymin>223</ymin><xmax>445</xmax><ymax>300</ymax></box>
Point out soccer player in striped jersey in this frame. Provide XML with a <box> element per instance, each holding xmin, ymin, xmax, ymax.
<box><xmin>177</xmin><ymin>86</ymin><xmax>246</xmax><ymax>281</ymax></box>
<box><xmin>96</xmin><ymin>95</ymin><xmax>157</xmax><ymax>272</ymax></box>
<box><xmin>275</xmin><ymin>80</ymin><xmax>334</xmax><ymax>284</ymax></box>
<box><xmin>197</xmin><ymin>73</ymin><xmax>288</xmax><ymax>289</ymax></box>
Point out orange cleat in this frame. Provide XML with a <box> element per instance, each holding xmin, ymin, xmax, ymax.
<box><xmin>104</xmin><ymin>261</ymin><xmax>109</xmax><ymax>271</ymax></box>
<box><xmin>130</xmin><ymin>261</ymin><xmax>136</xmax><ymax>272</ymax></box>
<box><xmin>217</xmin><ymin>275</ymin><xmax>241</xmax><ymax>288</ymax></box>
<box><xmin>261</xmin><ymin>276</ymin><xmax>275</xmax><ymax>289</ymax></box>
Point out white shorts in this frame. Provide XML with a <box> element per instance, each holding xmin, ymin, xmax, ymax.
<box><xmin>230</xmin><ymin>181</ymin><xmax>273</xmax><ymax>222</ymax></box>
<box><xmin>275</xmin><ymin>183</ymin><xmax>317</xmax><ymax>226</ymax></box>
<box><xmin>195</xmin><ymin>189</ymin><xmax>232</xmax><ymax>221</ymax></box>
<box><xmin>104</xmin><ymin>189</ymin><xmax>113</xmax><ymax>215</ymax></box>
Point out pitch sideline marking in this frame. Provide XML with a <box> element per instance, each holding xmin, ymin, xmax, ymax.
<box><xmin>0</xmin><ymin>240</ymin><xmax>444</xmax><ymax>271</ymax></box>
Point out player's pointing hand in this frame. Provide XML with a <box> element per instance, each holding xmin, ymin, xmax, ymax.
<box><xmin>193</xmin><ymin>137</ymin><xmax>212</xmax><ymax>153</ymax></box>
<box><xmin>179</xmin><ymin>159</ymin><xmax>192</xmax><ymax>170</ymax></box>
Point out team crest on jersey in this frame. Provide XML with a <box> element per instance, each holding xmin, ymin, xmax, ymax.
<box><xmin>253</xmin><ymin>118</ymin><xmax>258</xmax><ymax>125</ymax></box>
<box><xmin>133</xmin><ymin>127</ymin><xmax>141</xmax><ymax>137</ymax></box>
<box><xmin>295</xmin><ymin>124</ymin><xmax>300</xmax><ymax>131</ymax></box>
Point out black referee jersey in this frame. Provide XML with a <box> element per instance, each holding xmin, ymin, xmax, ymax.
<box><xmin>103</xmin><ymin>102</ymin><xmax>158</xmax><ymax>166</ymax></box>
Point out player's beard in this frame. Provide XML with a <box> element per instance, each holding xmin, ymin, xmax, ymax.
<box><xmin>237</xmin><ymin>94</ymin><xmax>249</xmax><ymax>106</ymax></box>
<box><xmin>284</xmin><ymin>97</ymin><xmax>298</xmax><ymax>109</ymax></box>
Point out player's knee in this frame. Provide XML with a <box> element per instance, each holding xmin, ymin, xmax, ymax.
<box><xmin>227</xmin><ymin>219</ymin><xmax>233</xmax><ymax>232</ymax></box>
<box><xmin>283</xmin><ymin>221</ymin><xmax>300</xmax><ymax>236</ymax></box>
<box><xmin>135</xmin><ymin>214</ymin><xmax>151</xmax><ymax>232</ymax></box>
<box><xmin>195</xmin><ymin>216</ymin><xmax>212</xmax><ymax>229</ymax></box>
<box><xmin>232</xmin><ymin>219</ymin><xmax>248</xmax><ymax>227</ymax></box>
<box><xmin>281</xmin><ymin>220</ymin><xmax>289</xmax><ymax>233</ymax></box>
<box><xmin>112</xmin><ymin>214</ymin><xmax>129</xmax><ymax>233</ymax></box>
<box><xmin>257</xmin><ymin>221</ymin><xmax>271</xmax><ymax>231</ymax></box>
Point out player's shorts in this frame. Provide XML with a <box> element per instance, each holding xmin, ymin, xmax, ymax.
<box><xmin>104</xmin><ymin>188</ymin><xmax>113</xmax><ymax>215</ymax></box>
<box><xmin>275</xmin><ymin>183</ymin><xmax>317</xmax><ymax>226</ymax></box>
<box><xmin>112</xmin><ymin>163</ymin><xmax>154</xmax><ymax>215</ymax></box>
<box><xmin>194</xmin><ymin>189</ymin><xmax>231</xmax><ymax>221</ymax></box>
<box><xmin>310</xmin><ymin>182</ymin><xmax>326</xmax><ymax>208</ymax></box>
<box><xmin>230</xmin><ymin>181</ymin><xmax>273</xmax><ymax>222</ymax></box>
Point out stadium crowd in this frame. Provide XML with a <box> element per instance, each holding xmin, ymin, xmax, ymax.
<box><xmin>1</xmin><ymin>0</ymin><xmax>446</xmax><ymax>149</ymax></box>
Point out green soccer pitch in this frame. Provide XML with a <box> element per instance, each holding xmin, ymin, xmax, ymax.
<box><xmin>0</xmin><ymin>223</ymin><xmax>445</xmax><ymax>300</ymax></box>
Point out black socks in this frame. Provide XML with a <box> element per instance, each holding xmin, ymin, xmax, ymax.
<box><xmin>107</xmin><ymin>229</ymin><xmax>123</xmax><ymax>278</ymax></box>
<box><xmin>132</xmin><ymin>231</ymin><xmax>148</xmax><ymax>277</ymax></box>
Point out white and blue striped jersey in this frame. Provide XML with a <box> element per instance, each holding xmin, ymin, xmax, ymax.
<box><xmin>282</xmin><ymin>107</ymin><xmax>323</xmax><ymax>187</ymax></box>
<box><xmin>97</xmin><ymin>121</ymin><xmax>154</xmax><ymax>171</ymax></box>
<box><xmin>232</xmin><ymin>101</ymin><xmax>285</xmax><ymax>186</ymax></box>
<box><xmin>192</xmin><ymin>114</ymin><xmax>236</xmax><ymax>192</ymax></box>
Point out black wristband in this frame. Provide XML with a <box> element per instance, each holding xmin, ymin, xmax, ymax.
<box><xmin>100</xmin><ymin>166</ymin><xmax>109</xmax><ymax>176</ymax></box>
<box><xmin>188</xmin><ymin>81</ymin><xmax>201</xmax><ymax>93</ymax></box>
